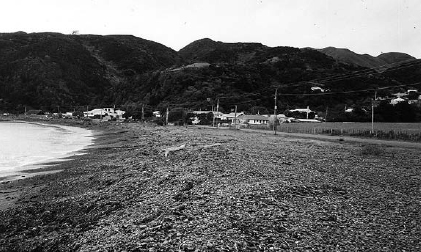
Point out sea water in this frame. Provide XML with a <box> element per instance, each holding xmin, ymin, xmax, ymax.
<box><xmin>0</xmin><ymin>121</ymin><xmax>93</xmax><ymax>180</ymax></box>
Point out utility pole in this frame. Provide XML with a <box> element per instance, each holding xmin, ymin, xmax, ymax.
<box><xmin>234</xmin><ymin>105</ymin><xmax>237</xmax><ymax>129</ymax></box>
<box><xmin>273</xmin><ymin>88</ymin><xmax>278</xmax><ymax>135</ymax></box>
<box><xmin>325</xmin><ymin>107</ymin><xmax>328</xmax><ymax>122</ymax></box>
<box><xmin>165</xmin><ymin>107</ymin><xmax>169</xmax><ymax>125</ymax></box>
<box><xmin>211</xmin><ymin>104</ymin><xmax>215</xmax><ymax>127</ymax></box>
<box><xmin>141</xmin><ymin>104</ymin><xmax>145</xmax><ymax>121</ymax></box>
<box><xmin>216</xmin><ymin>98</ymin><xmax>219</xmax><ymax>128</ymax></box>
<box><xmin>371</xmin><ymin>90</ymin><xmax>377</xmax><ymax>134</ymax></box>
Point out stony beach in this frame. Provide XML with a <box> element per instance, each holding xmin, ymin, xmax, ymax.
<box><xmin>0</xmin><ymin>121</ymin><xmax>420</xmax><ymax>251</ymax></box>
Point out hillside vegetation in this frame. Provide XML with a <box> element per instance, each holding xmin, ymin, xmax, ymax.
<box><xmin>317</xmin><ymin>47</ymin><xmax>415</xmax><ymax>68</ymax></box>
<box><xmin>0</xmin><ymin>32</ymin><xmax>420</xmax><ymax>121</ymax></box>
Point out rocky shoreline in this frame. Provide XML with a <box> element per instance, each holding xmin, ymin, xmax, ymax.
<box><xmin>1</xmin><ymin>121</ymin><xmax>420</xmax><ymax>251</ymax></box>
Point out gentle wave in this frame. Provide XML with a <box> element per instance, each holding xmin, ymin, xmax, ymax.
<box><xmin>0</xmin><ymin>121</ymin><xmax>93</xmax><ymax>180</ymax></box>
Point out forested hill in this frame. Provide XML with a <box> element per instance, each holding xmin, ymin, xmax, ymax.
<box><xmin>0</xmin><ymin>32</ymin><xmax>182</xmax><ymax>111</ymax></box>
<box><xmin>317</xmin><ymin>47</ymin><xmax>415</xmax><ymax>68</ymax></box>
<box><xmin>0</xmin><ymin>32</ymin><xmax>420</xmax><ymax>121</ymax></box>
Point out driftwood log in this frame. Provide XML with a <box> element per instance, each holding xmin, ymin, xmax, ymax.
<box><xmin>163</xmin><ymin>144</ymin><xmax>186</xmax><ymax>157</ymax></box>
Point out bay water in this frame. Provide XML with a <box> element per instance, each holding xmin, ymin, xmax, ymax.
<box><xmin>0</xmin><ymin>121</ymin><xmax>93</xmax><ymax>181</ymax></box>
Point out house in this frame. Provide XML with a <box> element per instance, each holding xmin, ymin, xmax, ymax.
<box><xmin>220</xmin><ymin>112</ymin><xmax>245</xmax><ymax>122</ymax></box>
<box><xmin>237</xmin><ymin>114</ymin><xmax>270</xmax><ymax>125</ymax></box>
<box><xmin>84</xmin><ymin>108</ymin><xmax>125</xmax><ymax>120</ymax></box>
<box><xmin>390</xmin><ymin>97</ymin><xmax>406</xmax><ymax>105</ymax></box>
<box><xmin>63</xmin><ymin>112</ymin><xmax>74</xmax><ymax>118</ymax></box>
<box><xmin>153</xmin><ymin>111</ymin><xmax>161</xmax><ymax>117</ymax></box>
<box><xmin>311</xmin><ymin>86</ymin><xmax>325</xmax><ymax>92</ymax></box>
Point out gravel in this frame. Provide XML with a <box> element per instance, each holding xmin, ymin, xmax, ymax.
<box><xmin>1</xmin><ymin>122</ymin><xmax>420</xmax><ymax>251</ymax></box>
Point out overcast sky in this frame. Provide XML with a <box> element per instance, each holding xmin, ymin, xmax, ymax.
<box><xmin>2</xmin><ymin>0</ymin><xmax>420</xmax><ymax>58</ymax></box>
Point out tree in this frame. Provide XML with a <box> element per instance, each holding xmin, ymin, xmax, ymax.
<box><xmin>197</xmin><ymin>112</ymin><xmax>213</xmax><ymax>125</ymax></box>
<box><xmin>168</xmin><ymin>107</ymin><xmax>186</xmax><ymax>123</ymax></box>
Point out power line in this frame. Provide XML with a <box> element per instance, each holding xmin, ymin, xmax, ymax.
<box><xmin>278</xmin><ymin>81</ymin><xmax>421</xmax><ymax>96</ymax></box>
<box><xmin>311</xmin><ymin>59</ymin><xmax>421</xmax><ymax>84</ymax></box>
<box><xmin>275</xmin><ymin>58</ymin><xmax>421</xmax><ymax>88</ymax></box>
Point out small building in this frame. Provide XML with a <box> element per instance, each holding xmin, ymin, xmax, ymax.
<box><xmin>63</xmin><ymin>112</ymin><xmax>74</xmax><ymax>118</ymax></box>
<box><xmin>237</xmin><ymin>114</ymin><xmax>270</xmax><ymax>125</ymax></box>
<box><xmin>220</xmin><ymin>112</ymin><xmax>245</xmax><ymax>122</ymax></box>
<box><xmin>153</xmin><ymin>111</ymin><xmax>161</xmax><ymax>117</ymax></box>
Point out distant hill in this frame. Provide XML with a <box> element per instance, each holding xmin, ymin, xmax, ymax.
<box><xmin>317</xmin><ymin>47</ymin><xmax>415</xmax><ymax>68</ymax></box>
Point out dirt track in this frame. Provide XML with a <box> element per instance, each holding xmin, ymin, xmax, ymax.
<box><xmin>241</xmin><ymin>127</ymin><xmax>421</xmax><ymax>149</ymax></box>
<box><xmin>1</xmin><ymin>122</ymin><xmax>420</xmax><ymax>251</ymax></box>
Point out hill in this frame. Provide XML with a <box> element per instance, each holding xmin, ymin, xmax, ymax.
<box><xmin>318</xmin><ymin>47</ymin><xmax>415</xmax><ymax>68</ymax></box>
<box><xmin>178</xmin><ymin>38</ymin><xmax>267</xmax><ymax>64</ymax></box>
<box><xmin>0</xmin><ymin>32</ymin><xmax>181</xmax><ymax>111</ymax></box>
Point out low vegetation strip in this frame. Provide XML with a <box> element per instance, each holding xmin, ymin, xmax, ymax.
<box><xmin>1</xmin><ymin>122</ymin><xmax>420</xmax><ymax>251</ymax></box>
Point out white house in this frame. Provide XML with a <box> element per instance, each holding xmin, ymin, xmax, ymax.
<box><xmin>237</xmin><ymin>114</ymin><xmax>270</xmax><ymax>125</ymax></box>
<box><xmin>153</xmin><ymin>111</ymin><xmax>161</xmax><ymax>117</ymax></box>
<box><xmin>390</xmin><ymin>97</ymin><xmax>406</xmax><ymax>105</ymax></box>
<box><xmin>220</xmin><ymin>112</ymin><xmax>245</xmax><ymax>122</ymax></box>
<box><xmin>85</xmin><ymin>108</ymin><xmax>125</xmax><ymax>120</ymax></box>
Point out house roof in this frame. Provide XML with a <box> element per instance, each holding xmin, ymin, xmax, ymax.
<box><xmin>237</xmin><ymin>114</ymin><xmax>270</xmax><ymax>120</ymax></box>
<box><xmin>193</xmin><ymin>110</ymin><xmax>212</xmax><ymax>114</ymax></box>
<box><xmin>193</xmin><ymin>111</ymin><xmax>222</xmax><ymax>116</ymax></box>
<box><xmin>289</xmin><ymin>108</ymin><xmax>312</xmax><ymax>113</ymax></box>
<box><xmin>223</xmin><ymin>112</ymin><xmax>245</xmax><ymax>117</ymax></box>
